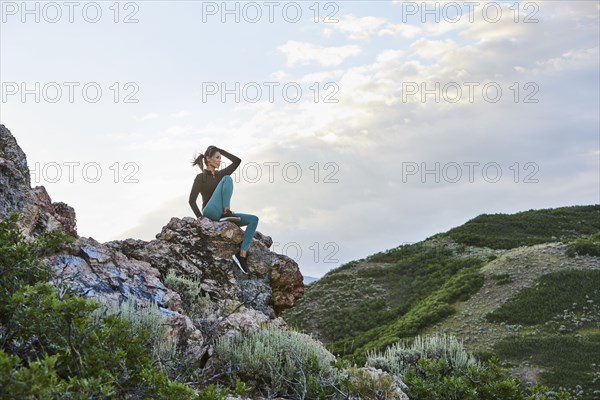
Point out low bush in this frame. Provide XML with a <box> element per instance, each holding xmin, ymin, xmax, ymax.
<box><xmin>367</xmin><ymin>333</ymin><xmax>569</xmax><ymax>400</ymax></box>
<box><xmin>566</xmin><ymin>234</ymin><xmax>600</xmax><ymax>257</ymax></box>
<box><xmin>214</xmin><ymin>325</ymin><xmax>337</xmax><ymax>398</ymax></box>
<box><xmin>491</xmin><ymin>273</ymin><xmax>513</xmax><ymax>285</ymax></box>
<box><xmin>366</xmin><ymin>334</ymin><xmax>479</xmax><ymax>377</ymax></box>
<box><xmin>403</xmin><ymin>357</ymin><xmax>569</xmax><ymax>400</ymax></box>
<box><xmin>164</xmin><ymin>269</ymin><xmax>214</xmax><ymax>318</ymax></box>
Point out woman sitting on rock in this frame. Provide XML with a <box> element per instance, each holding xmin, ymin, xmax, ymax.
<box><xmin>189</xmin><ymin>145</ymin><xmax>259</xmax><ymax>274</ymax></box>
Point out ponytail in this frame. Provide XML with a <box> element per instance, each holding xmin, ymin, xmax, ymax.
<box><xmin>192</xmin><ymin>154</ymin><xmax>204</xmax><ymax>168</ymax></box>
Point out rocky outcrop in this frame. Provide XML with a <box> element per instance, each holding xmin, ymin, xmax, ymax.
<box><xmin>1</xmin><ymin>123</ymin><xmax>304</xmax><ymax>318</ymax></box>
<box><xmin>45</xmin><ymin>235</ymin><xmax>201</xmax><ymax>349</ymax></box>
<box><xmin>106</xmin><ymin>216</ymin><xmax>304</xmax><ymax>317</ymax></box>
<box><xmin>0</xmin><ymin>124</ymin><xmax>30</xmax><ymax>214</ymax></box>
<box><xmin>0</xmin><ymin>124</ymin><xmax>77</xmax><ymax>237</ymax></box>
<box><xmin>1</xmin><ymin>123</ymin><xmax>305</xmax><ymax>372</ymax></box>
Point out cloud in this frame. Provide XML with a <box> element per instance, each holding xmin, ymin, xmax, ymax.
<box><xmin>135</xmin><ymin>113</ymin><xmax>160</xmax><ymax>121</ymax></box>
<box><xmin>268</xmin><ymin>70</ymin><xmax>289</xmax><ymax>80</ymax></box>
<box><xmin>296</xmin><ymin>69</ymin><xmax>345</xmax><ymax>84</ymax></box>
<box><xmin>321</xmin><ymin>10</ymin><xmax>440</xmax><ymax>40</ymax></box>
<box><xmin>171</xmin><ymin>110</ymin><xmax>192</xmax><ymax>118</ymax></box>
<box><xmin>379</xmin><ymin>22</ymin><xmax>423</xmax><ymax>38</ymax></box>
<box><xmin>516</xmin><ymin>47</ymin><xmax>600</xmax><ymax>75</ymax></box>
<box><xmin>322</xmin><ymin>14</ymin><xmax>388</xmax><ymax>40</ymax></box>
<box><xmin>410</xmin><ymin>38</ymin><xmax>459</xmax><ymax>60</ymax></box>
<box><xmin>277</xmin><ymin>40</ymin><xmax>361</xmax><ymax>67</ymax></box>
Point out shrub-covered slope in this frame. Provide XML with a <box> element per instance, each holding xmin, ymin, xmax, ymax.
<box><xmin>282</xmin><ymin>205</ymin><xmax>600</xmax><ymax>398</ymax></box>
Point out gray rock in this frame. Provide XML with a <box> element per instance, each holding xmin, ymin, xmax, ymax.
<box><xmin>0</xmin><ymin>124</ymin><xmax>30</xmax><ymax>216</ymax></box>
<box><xmin>1</xmin><ymin>124</ymin><xmax>77</xmax><ymax>237</ymax></box>
<box><xmin>106</xmin><ymin>216</ymin><xmax>304</xmax><ymax>317</ymax></box>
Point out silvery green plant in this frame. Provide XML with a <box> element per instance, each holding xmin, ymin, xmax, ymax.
<box><xmin>164</xmin><ymin>269</ymin><xmax>215</xmax><ymax>318</ymax></box>
<box><xmin>92</xmin><ymin>297</ymin><xmax>178</xmax><ymax>373</ymax></box>
<box><xmin>365</xmin><ymin>333</ymin><xmax>480</xmax><ymax>377</ymax></box>
<box><xmin>214</xmin><ymin>325</ymin><xmax>336</xmax><ymax>397</ymax></box>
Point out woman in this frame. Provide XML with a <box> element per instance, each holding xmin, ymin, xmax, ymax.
<box><xmin>189</xmin><ymin>145</ymin><xmax>259</xmax><ymax>274</ymax></box>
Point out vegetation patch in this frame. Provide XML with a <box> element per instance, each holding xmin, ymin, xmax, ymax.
<box><xmin>0</xmin><ymin>212</ymin><xmax>198</xmax><ymax>399</ymax></box>
<box><xmin>367</xmin><ymin>334</ymin><xmax>569</xmax><ymax>400</ymax></box>
<box><xmin>494</xmin><ymin>333</ymin><xmax>600</xmax><ymax>399</ymax></box>
<box><xmin>441</xmin><ymin>205</ymin><xmax>600</xmax><ymax>249</ymax></box>
<box><xmin>486</xmin><ymin>270</ymin><xmax>600</xmax><ymax>326</ymax></box>
<box><xmin>566</xmin><ymin>233</ymin><xmax>600</xmax><ymax>258</ymax></box>
<box><xmin>284</xmin><ymin>242</ymin><xmax>486</xmax><ymax>363</ymax></box>
<box><xmin>491</xmin><ymin>273</ymin><xmax>513</xmax><ymax>285</ymax></box>
<box><xmin>330</xmin><ymin>260</ymin><xmax>485</xmax><ymax>364</ymax></box>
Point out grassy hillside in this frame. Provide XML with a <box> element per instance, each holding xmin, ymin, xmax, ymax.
<box><xmin>282</xmin><ymin>205</ymin><xmax>600</xmax><ymax>397</ymax></box>
<box><xmin>284</xmin><ymin>243</ymin><xmax>488</xmax><ymax>361</ymax></box>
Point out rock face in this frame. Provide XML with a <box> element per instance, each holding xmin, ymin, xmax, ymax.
<box><xmin>0</xmin><ymin>124</ymin><xmax>30</xmax><ymax>214</ymax></box>
<box><xmin>45</xmin><ymin>235</ymin><xmax>200</xmax><ymax>348</ymax></box>
<box><xmin>0</xmin><ymin>125</ymin><xmax>77</xmax><ymax>237</ymax></box>
<box><xmin>106</xmin><ymin>216</ymin><xmax>304</xmax><ymax>317</ymax></box>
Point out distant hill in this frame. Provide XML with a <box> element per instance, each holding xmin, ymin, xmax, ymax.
<box><xmin>282</xmin><ymin>205</ymin><xmax>600</xmax><ymax>398</ymax></box>
<box><xmin>303</xmin><ymin>276</ymin><xmax>319</xmax><ymax>285</ymax></box>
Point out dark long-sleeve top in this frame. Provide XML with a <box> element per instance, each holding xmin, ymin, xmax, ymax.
<box><xmin>188</xmin><ymin>149</ymin><xmax>241</xmax><ymax>218</ymax></box>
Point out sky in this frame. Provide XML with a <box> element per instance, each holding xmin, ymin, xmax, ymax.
<box><xmin>1</xmin><ymin>0</ymin><xmax>598</xmax><ymax>278</ymax></box>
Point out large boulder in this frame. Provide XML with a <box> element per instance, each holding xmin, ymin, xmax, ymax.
<box><xmin>106</xmin><ymin>216</ymin><xmax>305</xmax><ymax>317</ymax></box>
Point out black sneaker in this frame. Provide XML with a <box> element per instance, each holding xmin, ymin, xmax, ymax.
<box><xmin>219</xmin><ymin>210</ymin><xmax>241</xmax><ymax>223</ymax></box>
<box><xmin>232</xmin><ymin>252</ymin><xmax>248</xmax><ymax>274</ymax></box>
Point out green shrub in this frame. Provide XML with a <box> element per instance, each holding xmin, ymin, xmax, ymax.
<box><xmin>366</xmin><ymin>334</ymin><xmax>569</xmax><ymax>399</ymax></box>
<box><xmin>197</xmin><ymin>383</ymin><xmax>227</xmax><ymax>400</ymax></box>
<box><xmin>0</xmin><ymin>212</ymin><xmax>73</xmax><ymax>320</ymax></box>
<box><xmin>491</xmin><ymin>273</ymin><xmax>513</xmax><ymax>285</ymax></box>
<box><xmin>230</xmin><ymin>378</ymin><xmax>252</xmax><ymax>397</ymax></box>
<box><xmin>93</xmin><ymin>297</ymin><xmax>179</xmax><ymax>377</ymax></box>
<box><xmin>0</xmin><ymin>350</ymin><xmax>59</xmax><ymax>398</ymax></box>
<box><xmin>494</xmin><ymin>334</ymin><xmax>600</xmax><ymax>399</ymax></box>
<box><xmin>214</xmin><ymin>325</ymin><xmax>337</xmax><ymax>398</ymax></box>
<box><xmin>487</xmin><ymin>254</ymin><xmax>498</xmax><ymax>262</ymax></box>
<box><xmin>403</xmin><ymin>357</ymin><xmax>569</xmax><ymax>400</ymax></box>
<box><xmin>366</xmin><ymin>334</ymin><xmax>479</xmax><ymax>378</ymax></box>
<box><xmin>164</xmin><ymin>269</ymin><xmax>214</xmax><ymax>318</ymax></box>
<box><xmin>566</xmin><ymin>234</ymin><xmax>600</xmax><ymax>257</ymax></box>
<box><xmin>336</xmin><ymin>366</ymin><xmax>398</xmax><ymax>400</ymax></box>
<box><xmin>0</xmin><ymin>212</ymin><xmax>198</xmax><ymax>399</ymax></box>
<box><xmin>4</xmin><ymin>283</ymin><xmax>196</xmax><ymax>398</ymax></box>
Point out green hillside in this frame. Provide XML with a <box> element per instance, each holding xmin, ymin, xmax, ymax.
<box><xmin>440</xmin><ymin>205</ymin><xmax>599</xmax><ymax>249</ymax></box>
<box><xmin>282</xmin><ymin>205</ymin><xmax>600</xmax><ymax>398</ymax></box>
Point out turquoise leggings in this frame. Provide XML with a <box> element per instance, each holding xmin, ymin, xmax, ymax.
<box><xmin>202</xmin><ymin>175</ymin><xmax>259</xmax><ymax>252</ymax></box>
